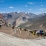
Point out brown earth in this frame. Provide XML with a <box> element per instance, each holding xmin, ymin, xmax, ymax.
<box><xmin>0</xmin><ymin>26</ymin><xmax>38</xmax><ymax>39</ymax></box>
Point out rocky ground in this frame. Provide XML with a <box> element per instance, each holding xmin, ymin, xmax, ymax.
<box><xmin>0</xmin><ymin>32</ymin><xmax>46</xmax><ymax>46</ymax></box>
<box><xmin>0</xmin><ymin>26</ymin><xmax>46</xmax><ymax>46</ymax></box>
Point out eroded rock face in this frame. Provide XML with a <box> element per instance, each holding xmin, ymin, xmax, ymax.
<box><xmin>2</xmin><ymin>12</ymin><xmax>37</xmax><ymax>27</ymax></box>
<box><xmin>19</xmin><ymin>13</ymin><xmax>46</xmax><ymax>30</ymax></box>
<box><xmin>0</xmin><ymin>14</ymin><xmax>5</xmax><ymax>26</ymax></box>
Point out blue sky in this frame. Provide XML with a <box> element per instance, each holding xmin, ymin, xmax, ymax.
<box><xmin>0</xmin><ymin>0</ymin><xmax>46</xmax><ymax>14</ymax></box>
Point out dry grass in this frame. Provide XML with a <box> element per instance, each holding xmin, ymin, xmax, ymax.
<box><xmin>0</xmin><ymin>26</ymin><xmax>38</xmax><ymax>39</ymax></box>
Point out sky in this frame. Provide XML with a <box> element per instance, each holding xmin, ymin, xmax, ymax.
<box><xmin>0</xmin><ymin>0</ymin><xmax>46</xmax><ymax>14</ymax></box>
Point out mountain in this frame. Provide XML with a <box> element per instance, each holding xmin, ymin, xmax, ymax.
<box><xmin>2</xmin><ymin>12</ymin><xmax>37</xmax><ymax>27</ymax></box>
<box><xmin>19</xmin><ymin>13</ymin><xmax>46</xmax><ymax>30</ymax></box>
<box><xmin>1</xmin><ymin>12</ymin><xmax>46</xmax><ymax>28</ymax></box>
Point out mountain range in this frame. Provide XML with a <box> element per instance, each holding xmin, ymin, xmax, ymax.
<box><xmin>1</xmin><ymin>12</ymin><xmax>37</xmax><ymax>27</ymax></box>
<box><xmin>19</xmin><ymin>13</ymin><xmax>46</xmax><ymax>30</ymax></box>
<box><xmin>0</xmin><ymin>12</ymin><xmax>46</xmax><ymax>30</ymax></box>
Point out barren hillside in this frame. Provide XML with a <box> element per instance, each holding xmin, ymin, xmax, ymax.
<box><xmin>0</xmin><ymin>26</ymin><xmax>38</xmax><ymax>39</ymax></box>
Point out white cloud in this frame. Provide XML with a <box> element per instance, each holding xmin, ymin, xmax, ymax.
<box><xmin>25</xmin><ymin>5</ymin><xmax>27</xmax><ymax>7</ymax></box>
<box><xmin>41</xmin><ymin>5</ymin><xmax>43</xmax><ymax>6</ymax></box>
<box><xmin>27</xmin><ymin>2</ymin><xmax>34</xmax><ymax>4</ymax></box>
<box><xmin>29</xmin><ymin>9</ymin><xmax>32</xmax><ymax>10</ymax></box>
<box><xmin>9</xmin><ymin>6</ymin><xmax>14</xmax><ymax>8</ymax></box>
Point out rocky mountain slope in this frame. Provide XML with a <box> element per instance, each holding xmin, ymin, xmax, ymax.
<box><xmin>0</xmin><ymin>12</ymin><xmax>46</xmax><ymax>28</ymax></box>
<box><xmin>19</xmin><ymin>13</ymin><xmax>46</xmax><ymax>30</ymax></box>
<box><xmin>2</xmin><ymin>12</ymin><xmax>37</xmax><ymax>26</ymax></box>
